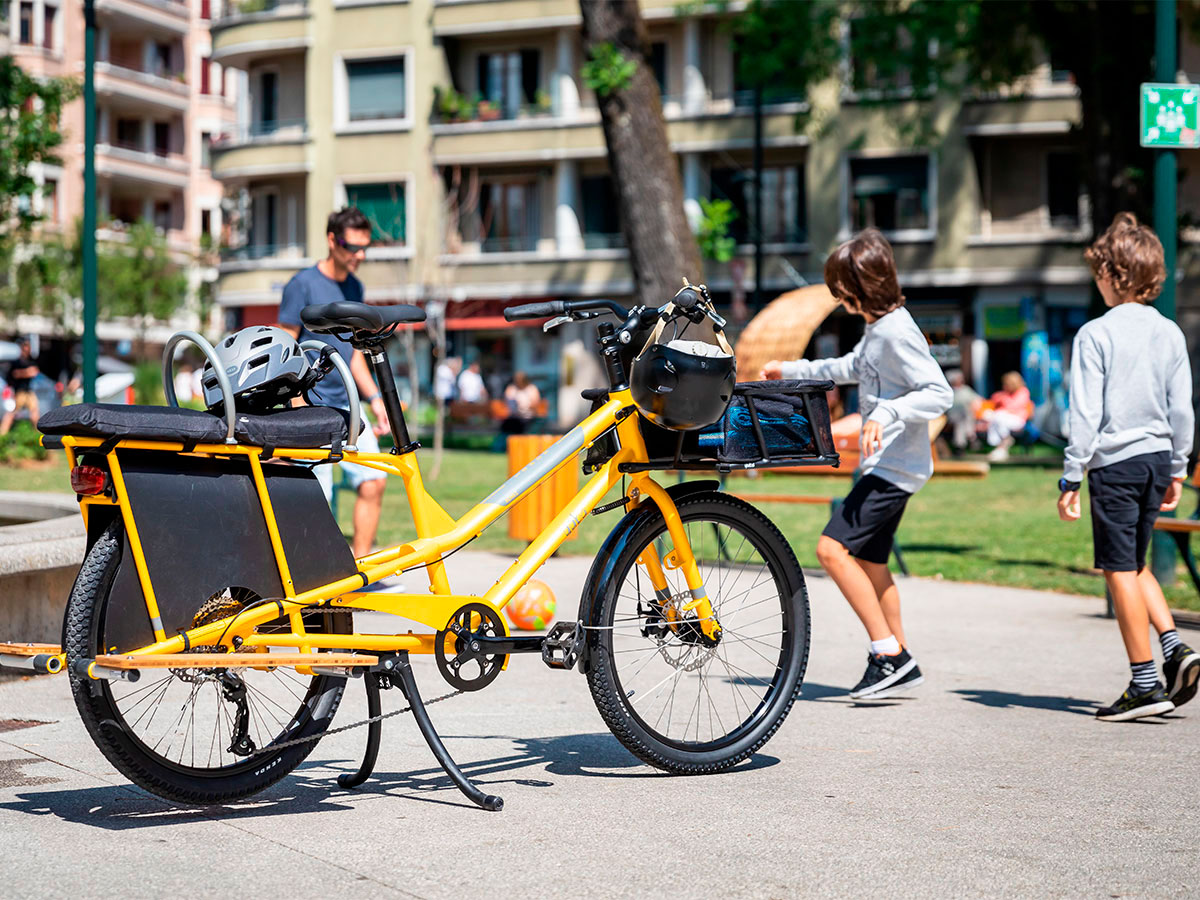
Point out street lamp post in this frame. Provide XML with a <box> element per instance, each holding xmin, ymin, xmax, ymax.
<box><xmin>1153</xmin><ymin>0</ymin><xmax>1177</xmax><ymax>321</ymax></box>
<box><xmin>82</xmin><ymin>0</ymin><xmax>97</xmax><ymax>402</ymax></box>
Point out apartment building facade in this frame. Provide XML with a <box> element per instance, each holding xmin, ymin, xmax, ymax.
<box><xmin>6</xmin><ymin>0</ymin><xmax>237</xmax><ymax>339</ymax></box>
<box><xmin>209</xmin><ymin>0</ymin><xmax>1200</xmax><ymax>421</ymax></box>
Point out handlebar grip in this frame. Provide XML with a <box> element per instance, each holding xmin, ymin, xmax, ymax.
<box><xmin>674</xmin><ymin>287</ymin><xmax>700</xmax><ymax>309</ymax></box>
<box><xmin>504</xmin><ymin>301</ymin><xmax>566</xmax><ymax>321</ymax></box>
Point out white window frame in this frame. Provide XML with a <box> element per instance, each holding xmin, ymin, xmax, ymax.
<box><xmin>839</xmin><ymin>150</ymin><xmax>937</xmax><ymax>243</ymax></box>
<box><xmin>335</xmin><ymin>173</ymin><xmax>416</xmax><ymax>259</ymax></box>
<box><xmin>334</xmin><ymin>47</ymin><xmax>414</xmax><ymax>135</ymax></box>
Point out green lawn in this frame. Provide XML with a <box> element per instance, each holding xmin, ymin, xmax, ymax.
<box><xmin>7</xmin><ymin>449</ymin><xmax>1200</xmax><ymax>611</ymax></box>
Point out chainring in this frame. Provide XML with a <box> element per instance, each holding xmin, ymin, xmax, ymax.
<box><xmin>435</xmin><ymin>602</ymin><xmax>507</xmax><ymax>692</ymax></box>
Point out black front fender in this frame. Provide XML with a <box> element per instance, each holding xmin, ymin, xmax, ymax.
<box><xmin>574</xmin><ymin>479</ymin><xmax>720</xmax><ymax>673</ymax></box>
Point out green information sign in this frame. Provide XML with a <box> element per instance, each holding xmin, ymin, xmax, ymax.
<box><xmin>1140</xmin><ymin>83</ymin><xmax>1200</xmax><ymax>148</ymax></box>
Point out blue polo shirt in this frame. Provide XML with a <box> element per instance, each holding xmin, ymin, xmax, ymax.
<box><xmin>278</xmin><ymin>264</ymin><xmax>364</xmax><ymax>409</ymax></box>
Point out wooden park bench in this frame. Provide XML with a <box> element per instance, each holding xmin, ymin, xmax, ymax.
<box><xmin>1153</xmin><ymin>467</ymin><xmax>1200</xmax><ymax>596</ymax></box>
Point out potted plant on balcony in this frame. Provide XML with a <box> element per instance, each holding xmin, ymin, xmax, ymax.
<box><xmin>476</xmin><ymin>99</ymin><xmax>501</xmax><ymax>121</ymax></box>
<box><xmin>534</xmin><ymin>89</ymin><xmax>552</xmax><ymax>116</ymax></box>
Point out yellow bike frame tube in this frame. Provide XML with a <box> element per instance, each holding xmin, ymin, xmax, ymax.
<box><xmin>105</xmin><ymin>451</ymin><xmax>168</xmax><ymax>644</ymax></box>
<box><xmin>245</xmin><ymin>453</ymin><xmax>311</xmax><ymax>648</ymax></box>
<box><xmin>239</xmin><ymin>632</ymin><xmax>435</xmax><ymax>652</ymax></box>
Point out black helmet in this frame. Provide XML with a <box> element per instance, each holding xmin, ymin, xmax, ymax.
<box><xmin>631</xmin><ymin>335</ymin><xmax>736</xmax><ymax>431</ymax></box>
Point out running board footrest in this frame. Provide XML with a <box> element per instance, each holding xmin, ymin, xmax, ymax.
<box><xmin>90</xmin><ymin>652</ymin><xmax>379</xmax><ymax>670</ymax></box>
<box><xmin>0</xmin><ymin>642</ymin><xmax>65</xmax><ymax>674</ymax></box>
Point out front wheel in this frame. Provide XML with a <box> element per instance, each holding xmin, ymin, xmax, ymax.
<box><xmin>586</xmin><ymin>493</ymin><xmax>809</xmax><ymax>773</ymax></box>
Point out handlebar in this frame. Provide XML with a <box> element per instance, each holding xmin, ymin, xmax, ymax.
<box><xmin>504</xmin><ymin>299</ymin><xmax>632</xmax><ymax>322</ymax></box>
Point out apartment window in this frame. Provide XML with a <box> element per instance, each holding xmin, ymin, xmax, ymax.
<box><xmin>153</xmin><ymin>122</ymin><xmax>170</xmax><ymax>156</ymax></box>
<box><xmin>220</xmin><ymin>64</ymin><xmax>227</xmax><ymax>98</ymax></box>
<box><xmin>1046</xmin><ymin>151</ymin><xmax>1081</xmax><ymax>228</ymax></box>
<box><xmin>477</xmin><ymin>50</ymin><xmax>538</xmax><ymax>118</ymax></box>
<box><xmin>649</xmin><ymin>42</ymin><xmax>667</xmax><ymax>96</ymax></box>
<box><xmin>259</xmin><ymin>71</ymin><xmax>278</xmax><ymax>129</ymax></box>
<box><xmin>115</xmin><ymin>118</ymin><xmax>142</xmax><ymax>150</ymax></box>
<box><xmin>711</xmin><ymin>165</ymin><xmax>806</xmax><ymax>244</ymax></box>
<box><xmin>200</xmin><ymin>131</ymin><xmax>212</xmax><ymax>168</ymax></box>
<box><xmin>44</xmin><ymin>178</ymin><xmax>58</xmax><ymax>223</ymax></box>
<box><xmin>849</xmin><ymin>155</ymin><xmax>929</xmax><ymax>232</ymax></box>
<box><xmin>581</xmin><ymin>175</ymin><xmax>623</xmax><ymax>248</ymax></box>
<box><xmin>200</xmin><ymin>208</ymin><xmax>212</xmax><ymax>238</ymax></box>
<box><xmin>480</xmin><ymin>180</ymin><xmax>538</xmax><ymax>252</ymax></box>
<box><xmin>42</xmin><ymin>4</ymin><xmax>56</xmax><ymax>51</ymax></box>
<box><xmin>153</xmin><ymin>42</ymin><xmax>172</xmax><ymax>78</ymax></box>
<box><xmin>154</xmin><ymin>201</ymin><xmax>172</xmax><ymax>232</ymax></box>
<box><xmin>253</xmin><ymin>193</ymin><xmax>278</xmax><ymax>249</ymax></box>
<box><xmin>347</xmin><ymin>182</ymin><xmax>406</xmax><ymax>246</ymax></box>
<box><xmin>347</xmin><ymin>58</ymin><xmax>406</xmax><ymax>121</ymax></box>
<box><xmin>201</xmin><ymin>0</ymin><xmax>211</xmax><ymax>19</ymax></box>
<box><xmin>200</xmin><ymin>57</ymin><xmax>211</xmax><ymax>95</ymax></box>
<box><xmin>19</xmin><ymin>2</ymin><xmax>33</xmax><ymax>45</ymax></box>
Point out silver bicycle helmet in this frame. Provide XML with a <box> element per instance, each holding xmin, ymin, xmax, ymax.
<box><xmin>201</xmin><ymin>325</ymin><xmax>309</xmax><ymax>414</ymax></box>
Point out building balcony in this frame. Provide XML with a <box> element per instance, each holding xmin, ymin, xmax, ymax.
<box><xmin>210</xmin><ymin>135</ymin><xmax>310</xmax><ymax>182</ymax></box>
<box><xmin>211</xmin><ymin>0</ymin><xmax>310</xmax><ymax>69</ymax></box>
<box><xmin>96</xmin><ymin>143</ymin><xmax>191</xmax><ymax>188</ymax></box>
<box><xmin>95</xmin><ymin>61</ymin><xmax>190</xmax><ymax>112</ymax></box>
<box><xmin>213</xmin><ymin>118</ymin><xmax>309</xmax><ymax>149</ymax></box>
<box><xmin>216</xmin><ymin>259</ymin><xmax>312</xmax><ymax>306</ymax></box>
<box><xmin>95</xmin><ymin>0</ymin><xmax>189</xmax><ymax>35</ymax></box>
<box><xmin>219</xmin><ymin>242</ymin><xmax>309</xmax><ymax>273</ymax></box>
<box><xmin>959</xmin><ymin>94</ymin><xmax>1081</xmax><ymax>137</ymax></box>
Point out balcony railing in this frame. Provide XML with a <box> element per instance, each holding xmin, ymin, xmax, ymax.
<box><xmin>582</xmin><ymin>233</ymin><xmax>625</xmax><ymax>251</ymax></box>
<box><xmin>215</xmin><ymin>0</ymin><xmax>308</xmax><ymax>22</ymax></box>
<box><xmin>95</xmin><ymin>60</ymin><xmax>188</xmax><ymax>92</ymax></box>
<box><xmin>220</xmin><ymin>242</ymin><xmax>306</xmax><ymax>261</ymax></box>
<box><xmin>480</xmin><ymin>235</ymin><xmax>539</xmax><ymax>253</ymax></box>
<box><xmin>212</xmin><ymin>118</ymin><xmax>308</xmax><ymax>148</ymax></box>
<box><xmin>99</xmin><ymin>141</ymin><xmax>189</xmax><ymax>171</ymax></box>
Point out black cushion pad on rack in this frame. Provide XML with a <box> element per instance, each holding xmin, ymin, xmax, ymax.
<box><xmin>39</xmin><ymin>403</ymin><xmax>358</xmax><ymax>449</ymax></box>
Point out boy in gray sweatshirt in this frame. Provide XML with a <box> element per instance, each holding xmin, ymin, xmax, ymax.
<box><xmin>762</xmin><ymin>229</ymin><xmax>952</xmax><ymax>699</ymax></box>
<box><xmin>1058</xmin><ymin>212</ymin><xmax>1199</xmax><ymax>722</ymax></box>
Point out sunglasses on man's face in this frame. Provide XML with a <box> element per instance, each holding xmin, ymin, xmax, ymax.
<box><xmin>335</xmin><ymin>236</ymin><xmax>371</xmax><ymax>253</ymax></box>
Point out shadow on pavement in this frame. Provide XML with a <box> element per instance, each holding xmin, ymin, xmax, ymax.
<box><xmin>0</xmin><ymin>731</ymin><xmax>780</xmax><ymax>827</ymax></box>
<box><xmin>801</xmin><ymin>682</ymin><xmax>906</xmax><ymax>708</ymax></box>
<box><xmin>953</xmin><ymin>688</ymin><xmax>1097</xmax><ymax>716</ymax></box>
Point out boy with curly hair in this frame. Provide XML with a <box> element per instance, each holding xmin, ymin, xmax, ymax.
<box><xmin>1058</xmin><ymin>212</ymin><xmax>1199</xmax><ymax>721</ymax></box>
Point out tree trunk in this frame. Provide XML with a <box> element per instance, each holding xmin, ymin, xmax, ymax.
<box><xmin>580</xmin><ymin>0</ymin><xmax>702</xmax><ymax>308</ymax></box>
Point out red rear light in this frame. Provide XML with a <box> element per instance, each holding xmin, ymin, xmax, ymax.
<box><xmin>70</xmin><ymin>465</ymin><xmax>107</xmax><ymax>496</ymax></box>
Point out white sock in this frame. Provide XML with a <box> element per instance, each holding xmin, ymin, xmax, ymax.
<box><xmin>870</xmin><ymin>635</ymin><xmax>901</xmax><ymax>656</ymax></box>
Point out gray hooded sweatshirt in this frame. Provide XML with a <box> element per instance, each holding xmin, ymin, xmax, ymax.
<box><xmin>780</xmin><ymin>306</ymin><xmax>953</xmax><ymax>492</ymax></box>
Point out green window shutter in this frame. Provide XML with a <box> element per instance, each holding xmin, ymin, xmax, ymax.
<box><xmin>347</xmin><ymin>59</ymin><xmax>406</xmax><ymax>121</ymax></box>
<box><xmin>348</xmin><ymin>183</ymin><xmax>406</xmax><ymax>244</ymax></box>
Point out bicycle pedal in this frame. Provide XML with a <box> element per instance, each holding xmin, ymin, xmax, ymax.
<box><xmin>541</xmin><ymin>621</ymin><xmax>583</xmax><ymax>671</ymax></box>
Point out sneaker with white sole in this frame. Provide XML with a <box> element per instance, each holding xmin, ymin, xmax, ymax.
<box><xmin>1095</xmin><ymin>681</ymin><xmax>1175</xmax><ymax>722</ymax></box>
<box><xmin>848</xmin><ymin>649</ymin><xmax>923</xmax><ymax>699</ymax></box>
<box><xmin>1163</xmin><ymin>644</ymin><xmax>1200</xmax><ymax>709</ymax></box>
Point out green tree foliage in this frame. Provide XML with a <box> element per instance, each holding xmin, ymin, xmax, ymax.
<box><xmin>0</xmin><ymin>57</ymin><xmax>77</xmax><ymax>248</ymax></box>
<box><xmin>697</xmin><ymin>198</ymin><xmax>738</xmax><ymax>263</ymax></box>
<box><xmin>94</xmin><ymin>221</ymin><xmax>188</xmax><ymax>328</ymax></box>
<box><xmin>581</xmin><ymin>42</ymin><xmax>638</xmax><ymax>98</ymax></box>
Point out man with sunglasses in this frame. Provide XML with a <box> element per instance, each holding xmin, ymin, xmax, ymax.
<box><xmin>278</xmin><ymin>207</ymin><xmax>390</xmax><ymax>559</ymax></box>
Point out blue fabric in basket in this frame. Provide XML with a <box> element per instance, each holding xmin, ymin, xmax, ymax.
<box><xmin>697</xmin><ymin>400</ymin><xmax>814</xmax><ymax>462</ymax></box>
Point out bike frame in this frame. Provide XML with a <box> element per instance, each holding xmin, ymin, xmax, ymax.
<box><xmin>57</xmin><ymin>388</ymin><xmax>716</xmax><ymax>662</ymax></box>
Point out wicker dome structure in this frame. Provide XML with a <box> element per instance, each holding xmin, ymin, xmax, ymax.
<box><xmin>734</xmin><ymin>284</ymin><xmax>840</xmax><ymax>381</ymax></box>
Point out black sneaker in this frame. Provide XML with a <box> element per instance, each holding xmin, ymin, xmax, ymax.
<box><xmin>1163</xmin><ymin>644</ymin><xmax>1200</xmax><ymax>709</ymax></box>
<box><xmin>1095</xmin><ymin>681</ymin><xmax>1175</xmax><ymax>722</ymax></box>
<box><xmin>848</xmin><ymin>649</ymin><xmax>922</xmax><ymax>699</ymax></box>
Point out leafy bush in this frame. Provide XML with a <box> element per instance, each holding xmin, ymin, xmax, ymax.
<box><xmin>0</xmin><ymin>421</ymin><xmax>48</xmax><ymax>464</ymax></box>
<box><xmin>134</xmin><ymin>361</ymin><xmax>166</xmax><ymax>406</ymax></box>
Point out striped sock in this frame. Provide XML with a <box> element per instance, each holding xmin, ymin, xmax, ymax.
<box><xmin>1160</xmin><ymin>629</ymin><xmax>1183</xmax><ymax>658</ymax></box>
<box><xmin>1131</xmin><ymin>660</ymin><xmax>1158</xmax><ymax>694</ymax></box>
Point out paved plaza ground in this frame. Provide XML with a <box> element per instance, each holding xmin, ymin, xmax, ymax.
<box><xmin>1</xmin><ymin>550</ymin><xmax>1198</xmax><ymax>898</ymax></box>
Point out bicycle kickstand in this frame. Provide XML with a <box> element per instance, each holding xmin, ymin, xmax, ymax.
<box><xmin>338</xmin><ymin>671</ymin><xmax>382</xmax><ymax>789</ymax></box>
<box><xmin>391</xmin><ymin>651</ymin><xmax>504</xmax><ymax>812</ymax></box>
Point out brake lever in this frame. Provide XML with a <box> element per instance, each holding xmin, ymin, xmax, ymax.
<box><xmin>544</xmin><ymin>310</ymin><xmax>601</xmax><ymax>332</ymax></box>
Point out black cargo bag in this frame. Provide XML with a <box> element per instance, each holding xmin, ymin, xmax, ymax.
<box><xmin>694</xmin><ymin>379</ymin><xmax>835</xmax><ymax>464</ymax></box>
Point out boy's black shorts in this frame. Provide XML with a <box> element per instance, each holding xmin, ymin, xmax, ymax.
<box><xmin>1087</xmin><ymin>451</ymin><xmax>1173</xmax><ymax>572</ymax></box>
<box><xmin>822</xmin><ymin>473</ymin><xmax>911</xmax><ymax>564</ymax></box>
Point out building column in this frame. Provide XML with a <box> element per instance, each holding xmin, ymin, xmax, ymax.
<box><xmin>142</xmin><ymin>195</ymin><xmax>155</xmax><ymax>224</ymax></box>
<box><xmin>143</xmin><ymin>116</ymin><xmax>154</xmax><ymax>153</ymax></box>
<box><xmin>554</xmin><ymin>28</ymin><xmax>579</xmax><ymax>118</ymax></box>
<box><xmin>555</xmin><ymin>159</ymin><xmax>583</xmax><ymax>254</ymax></box>
<box><xmin>31</xmin><ymin>0</ymin><xmax>45</xmax><ymax>49</ymax></box>
<box><xmin>682</xmin><ymin>152</ymin><xmax>702</xmax><ymax>231</ymax></box>
<box><xmin>97</xmin><ymin>106</ymin><xmax>110</xmax><ymax>144</ymax></box>
<box><xmin>97</xmin><ymin>26</ymin><xmax>110</xmax><ymax>63</ymax></box>
<box><xmin>683</xmin><ymin>18</ymin><xmax>706</xmax><ymax>115</ymax></box>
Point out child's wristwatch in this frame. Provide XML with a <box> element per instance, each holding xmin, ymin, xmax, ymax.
<box><xmin>1058</xmin><ymin>477</ymin><xmax>1081</xmax><ymax>493</ymax></box>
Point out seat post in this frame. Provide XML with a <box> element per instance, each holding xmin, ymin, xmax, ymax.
<box><xmin>364</xmin><ymin>347</ymin><xmax>415</xmax><ymax>452</ymax></box>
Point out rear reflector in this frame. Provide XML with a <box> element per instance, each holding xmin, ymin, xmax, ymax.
<box><xmin>70</xmin><ymin>465</ymin><xmax>107</xmax><ymax>496</ymax></box>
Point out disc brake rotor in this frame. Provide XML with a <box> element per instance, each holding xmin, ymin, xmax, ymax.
<box><xmin>651</xmin><ymin>591</ymin><xmax>717</xmax><ymax>673</ymax></box>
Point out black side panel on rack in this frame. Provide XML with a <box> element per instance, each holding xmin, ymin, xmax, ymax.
<box><xmin>101</xmin><ymin>451</ymin><xmax>355</xmax><ymax>653</ymax></box>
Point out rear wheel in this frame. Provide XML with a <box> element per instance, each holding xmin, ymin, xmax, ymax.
<box><xmin>586</xmin><ymin>493</ymin><xmax>809</xmax><ymax>773</ymax></box>
<box><xmin>65</xmin><ymin>521</ymin><xmax>350</xmax><ymax>805</ymax></box>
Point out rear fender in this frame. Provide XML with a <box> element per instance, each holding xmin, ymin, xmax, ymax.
<box><xmin>575</xmin><ymin>479</ymin><xmax>720</xmax><ymax>673</ymax></box>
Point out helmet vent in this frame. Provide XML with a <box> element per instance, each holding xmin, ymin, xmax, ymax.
<box><xmin>250</xmin><ymin>336</ymin><xmax>273</xmax><ymax>348</ymax></box>
<box><xmin>247</xmin><ymin>353</ymin><xmax>270</xmax><ymax>369</ymax></box>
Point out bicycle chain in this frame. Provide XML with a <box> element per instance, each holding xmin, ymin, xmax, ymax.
<box><xmin>245</xmin><ymin>683</ymin><xmax>465</xmax><ymax>758</ymax></box>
